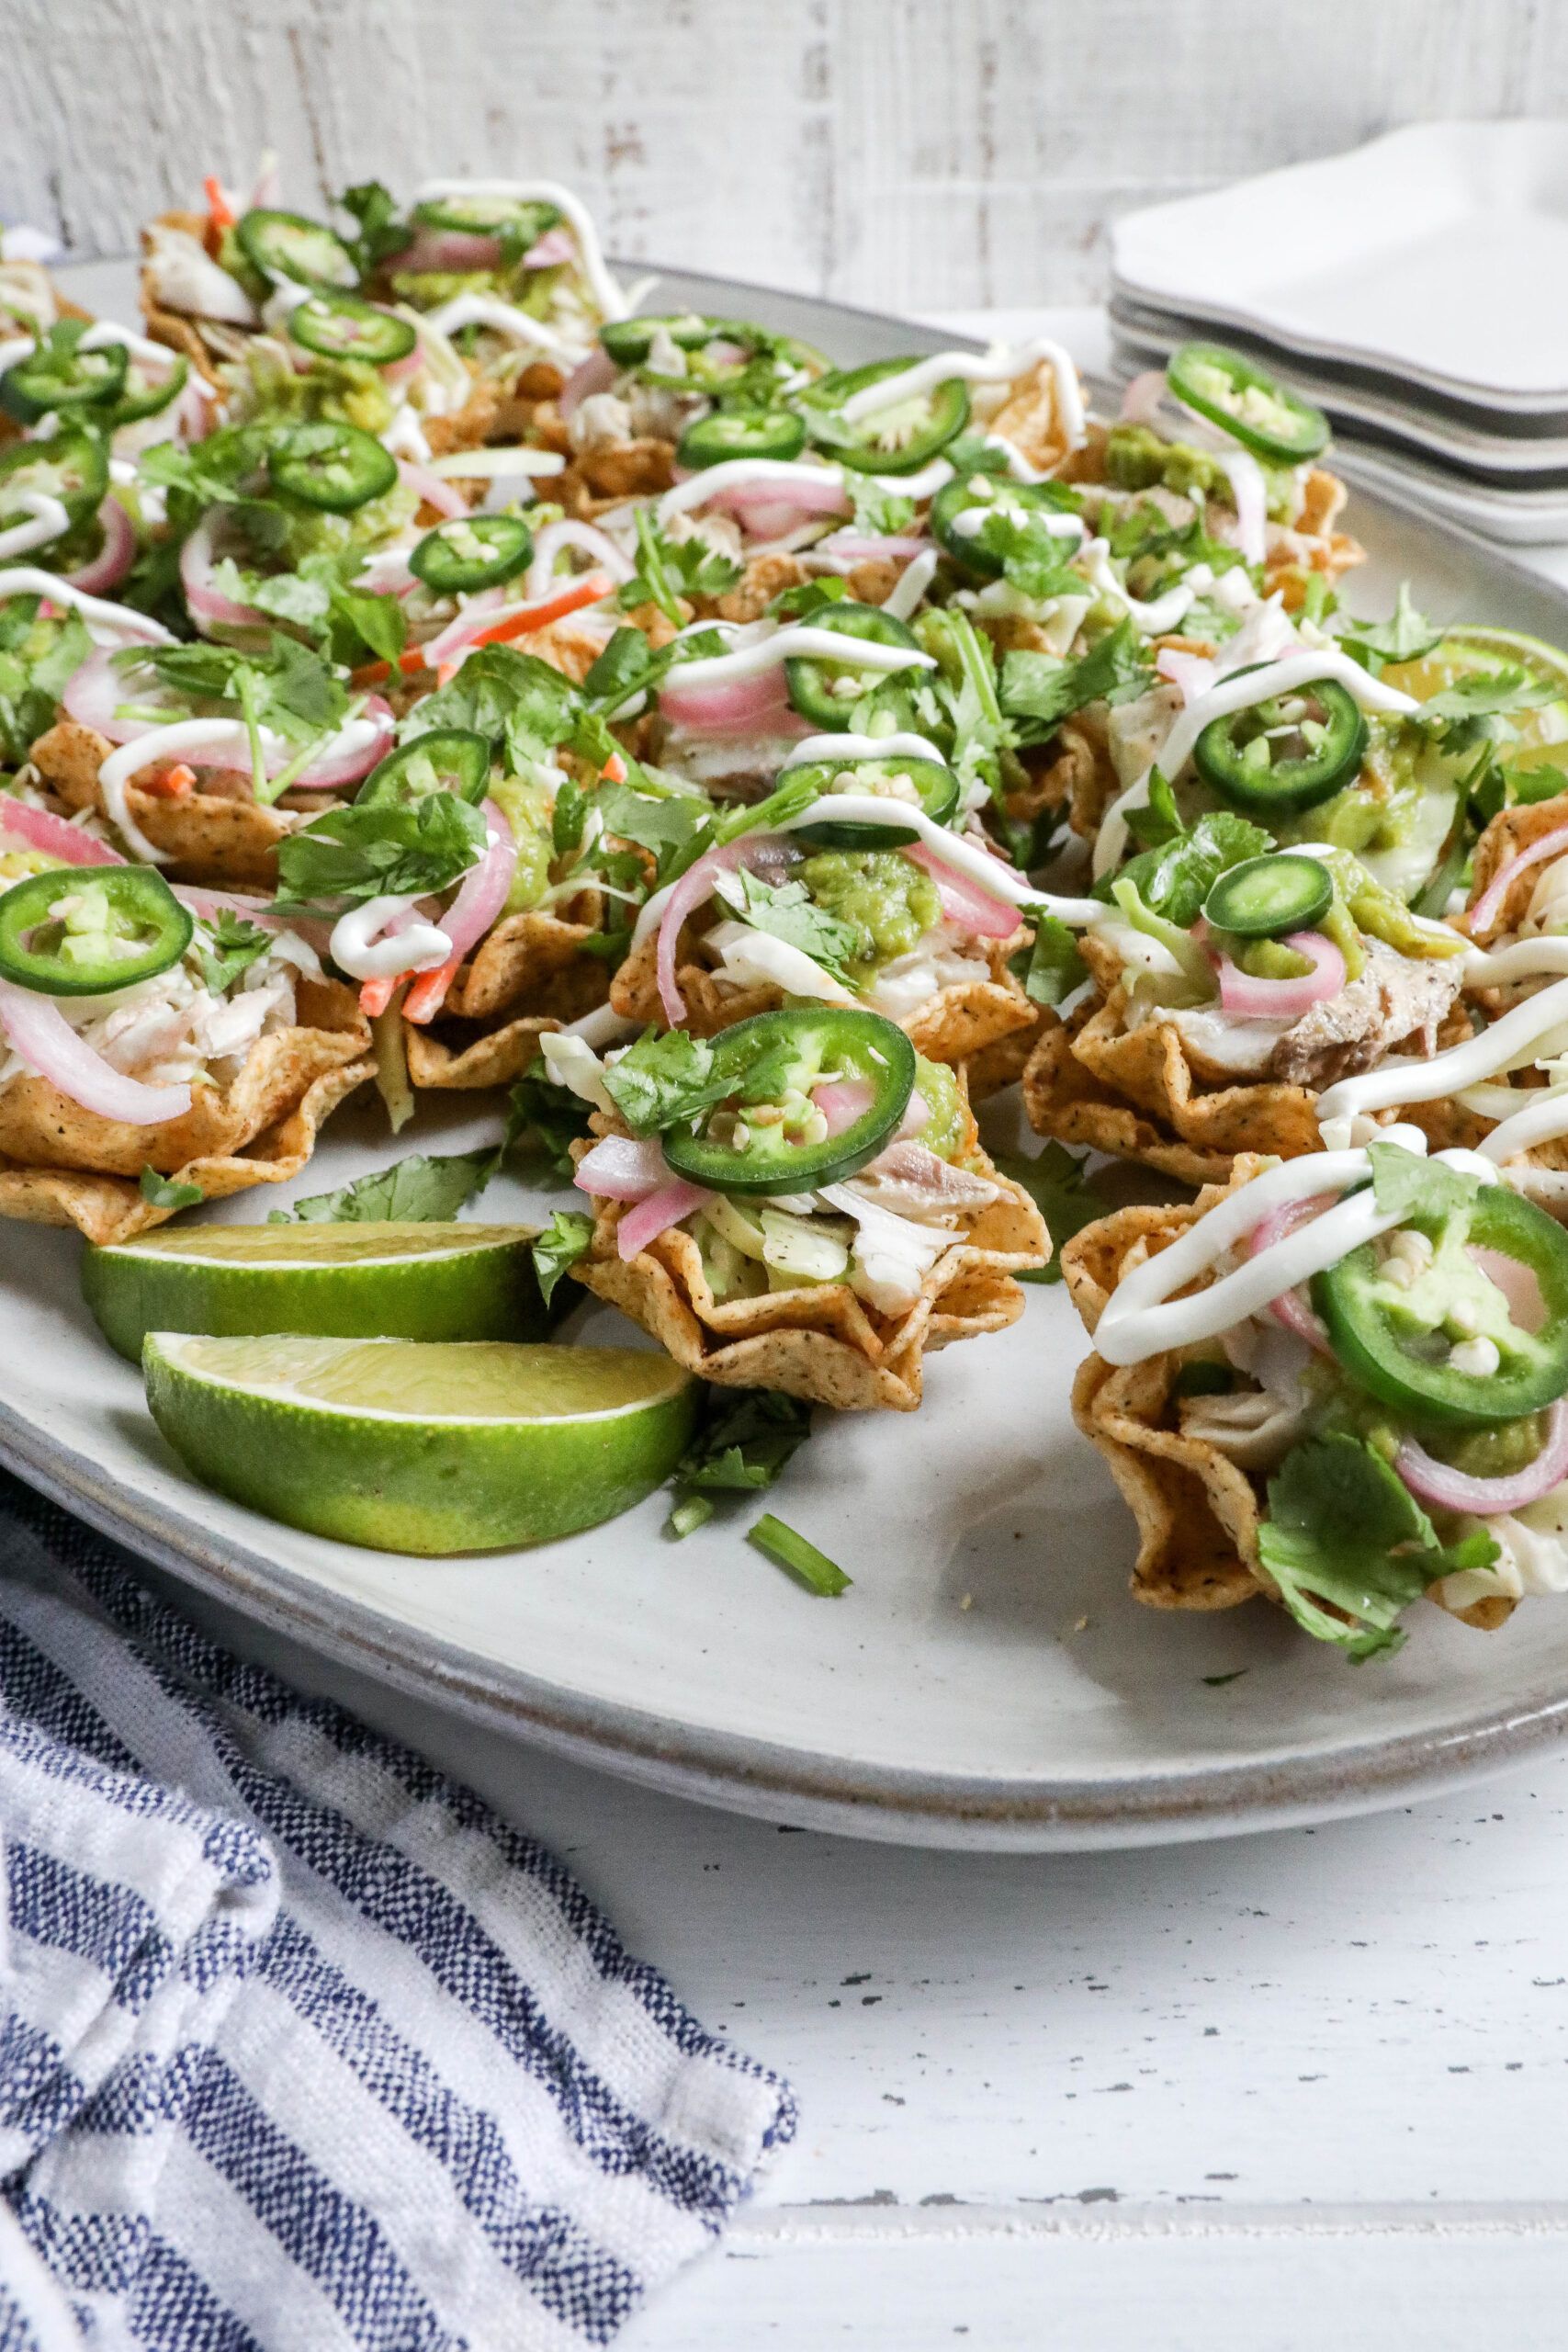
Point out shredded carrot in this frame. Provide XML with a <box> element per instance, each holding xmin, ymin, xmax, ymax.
<box><xmin>600</xmin><ymin>752</ymin><xmax>627</xmax><ymax>784</ymax></box>
<box><xmin>402</xmin><ymin>955</ymin><xmax>462</xmax><ymax>1025</ymax></box>
<box><xmin>141</xmin><ymin>763</ymin><xmax>196</xmax><ymax>799</ymax></box>
<box><xmin>436</xmin><ymin>662</ymin><xmax>457</xmax><ymax>687</ymax></box>
<box><xmin>468</xmin><ymin>571</ymin><xmax>612</xmax><ymax>648</ymax></box>
<box><xmin>358</xmin><ymin>571</ymin><xmax>616</xmax><ymax>690</ymax></box>
<box><xmin>203</xmin><ymin>175</ymin><xmax>235</xmax><ymax>236</ymax></box>
<box><xmin>358</xmin><ymin>973</ymin><xmax>401</xmax><ymax>1019</ymax></box>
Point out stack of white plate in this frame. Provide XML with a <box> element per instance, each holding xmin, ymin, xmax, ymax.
<box><xmin>1110</xmin><ymin>120</ymin><xmax>1568</xmax><ymax>545</ymax></box>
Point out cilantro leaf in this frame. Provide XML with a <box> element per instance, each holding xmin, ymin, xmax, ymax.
<box><xmin>1122</xmin><ymin>764</ymin><xmax>1181</xmax><ymax>850</ymax></box>
<box><xmin>1000</xmin><ymin>619</ymin><xmax>1155</xmax><ymax>746</ymax></box>
<box><xmin>129</xmin><ymin>631</ymin><xmax>348</xmax><ymax>748</ymax></box>
<box><xmin>581</xmin><ymin>624</ymin><xmax>727</xmax><ymax>715</ymax></box>
<box><xmin>768</xmin><ymin>577</ymin><xmax>851</xmax><ymax>619</ymax></box>
<box><xmin>1366</xmin><ymin>1139</ymin><xmax>1480</xmax><ymax>1227</ymax></box>
<box><xmin>274</xmin><ymin>793</ymin><xmax>487</xmax><ymax>911</ymax></box>
<box><xmin>196</xmin><ymin>910</ymin><xmax>272</xmax><ymax>995</ymax></box>
<box><xmin>1010</xmin><ymin>911</ymin><xmax>1088</xmax><ymax>1007</ymax></box>
<box><xmin>331</xmin><ymin>579</ymin><xmax>407</xmax><ymax>667</ymax></box>
<box><xmin>1416</xmin><ymin>667</ymin><xmax>1561</xmax><ymax>728</ymax></box>
<box><xmin>724</xmin><ymin>866</ymin><xmax>861</xmax><ymax>982</ymax></box>
<box><xmin>337</xmin><ymin>179</ymin><xmax>412</xmax><ymax>276</ymax></box>
<box><xmin>273</xmin><ymin>1146</ymin><xmax>499</xmax><ymax>1223</ymax></box>
<box><xmin>592</xmin><ymin>776</ymin><xmax>710</xmax><ymax>874</ymax></box>
<box><xmin>531</xmin><ymin>1208</ymin><xmax>592</xmax><ymax>1307</ymax></box>
<box><xmin>844</xmin><ymin>476</ymin><xmax>917</xmax><ymax>537</ymax></box>
<box><xmin>601</xmin><ymin>1030</ymin><xmax>731</xmax><ymax>1136</ymax></box>
<box><xmin>27</xmin><ymin>610</ymin><xmax>93</xmax><ymax>703</ymax></box>
<box><xmin>1257</xmin><ymin>1434</ymin><xmax>1496</xmax><ymax>1659</ymax></box>
<box><xmin>400</xmin><ymin>644</ymin><xmax>581</xmax><ymax>764</ymax></box>
<box><xmin>504</xmin><ymin>1069</ymin><xmax>594</xmax><ymax>1179</ymax></box>
<box><xmin>1339</xmin><ymin>582</ymin><xmax>1442</xmax><ymax>674</ymax></box>
<box><xmin>965</xmin><ymin>505</ymin><xmax>1083</xmax><ymax>603</ymax></box>
<box><xmin>674</xmin><ymin>1386</ymin><xmax>814</xmax><ymax>1498</ymax></box>
<box><xmin>140</xmin><ymin>1166</ymin><xmax>203</xmax><ymax>1210</ymax></box>
<box><xmin>1102</xmin><ymin>807</ymin><xmax>1272</xmax><ymax>928</ymax></box>
<box><xmin>990</xmin><ymin>1144</ymin><xmax>1103</xmax><ymax>1285</ymax></box>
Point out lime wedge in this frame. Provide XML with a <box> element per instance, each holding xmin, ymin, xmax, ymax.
<box><xmin>1384</xmin><ymin>626</ymin><xmax>1568</xmax><ymax>777</ymax></box>
<box><xmin>84</xmin><ymin>1222</ymin><xmax>558</xmax><ymax>1362</ymax></box>
<box><xmin>144</xmin><ymin>1333</ymin><xmax>699</xmax><ymax>1555</ymax></box>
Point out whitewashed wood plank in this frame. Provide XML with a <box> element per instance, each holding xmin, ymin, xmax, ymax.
<box><xmin>621</xmin><ymin>2205</ymin><xmax>1568</xmax><ymax>2350</ymax></box>
<box><xmin>6</xmin><ymin>0</ymin><xmax>1568</xmax><ymax>305</ymax></box>
<box><xmin>149</xmin><ymin>1565</ymin><xmax>1568</xmax><ymax>2214</ymax></box>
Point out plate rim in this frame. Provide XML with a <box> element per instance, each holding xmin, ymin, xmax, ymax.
<box><xmin>17</xmin><ymin>264</ymin><xmax>1568</xmax><ymax>1849</ymax></box>
<box><xmin>8</xmin><ymin>1396</ymin><xmax>1568</xmax><ymax>1852</ymax></box>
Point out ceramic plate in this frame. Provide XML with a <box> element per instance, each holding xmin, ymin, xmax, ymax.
<box><xmin>1110</xmin><ymin>298</ymin><xmax>1568</xmax><ymax>477</ymax></box>
<box><xmin>9</xmin><ymin>267</ymin><xmax>1568</xmax><ymax>1853</ymax></box>
<box><xmin>1112</xmin><ymin>121</ymin><xmax>1568</xmax><ymax>413</ymax></box>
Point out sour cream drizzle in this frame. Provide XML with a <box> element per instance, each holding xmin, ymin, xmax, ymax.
<box><xmin>0</xmin><ymin>566</ymin><xmax>173</xmax><ymax>643</ymax></box>
<box><xmin>421</xmin><ymin>292</ymin><xmax>573</xmax><ymax>356</ymax></box>
<box><xmin>660</xmin><ymin>626</ymin><xmax>937</xmax><ymax>692</ymax></box>
<box><xmin>414</xmin><ymin>176</ymin><xmax>630</xmax><ymax>321</ymax></box>
<box><xmin>1093</xmin><ymin>1132</ymin><xmax>1498</xmax><ymax>1367</ymax></box>
<box><xmin>1093</xmin><ymin>649</ymin><xmax>1420</xmax><ymax>879</ymax></box>
<box><xmin>779</xmin><ymin>730</ymin><xmax>948</xmax><ymax>769</ymax></box>
<box><xmin>0</xmin><ymin>492</ymin><xmax>71</xmax><ymax>565</ymax></box>
<box><xmin>840</xmin><ymin>338</ymin><xmax>1087</xmax><ymax>458</ymax></box>
<box><xmin>627</xmin><ymin>792</ymin><xmax>1099</xmax><ymax>951</ymax></box>
<box><xmin>1317</xmin><ymin>954</ymin><xmax>1568</xmax><ymax>1137</ymax></box>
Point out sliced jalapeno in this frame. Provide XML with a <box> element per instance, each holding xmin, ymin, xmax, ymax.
<box><xmin>0</xmin><ymin>866</ymin><xmax>192</xmax><ymax>997</ymax></box>
<box><xmin>355</xmin><ymin>729</ymin><xmax>493</xmax><ymax>809</ymax></box>
<box><xmin>786</xmin><ymin>754</ymin><xmax>959</xmax><ymax>847</ymax></box>
<box><xmin>1314</xmin><ymin>1184</ymin><xmax>1568</xmax><ymax>1429</ymax></box>
<box><xmin>677</xmin><ymin>409</ymin><xmax>807</xmax><ymax>469</ymax></box>
<box><xmin>599</xmin><ymin>313</ymin><xmax>716</xmax><ymax>367</ymax></box>
<box><xmin>0</xmin><ymin>428</ymin><xmax>108</xmax><ymax>537</ymax></box>
<box><xmin>1167</xmin><ymin>342</ymin><xmax>1329</xmax><ymax>466</ymax></box>
<box><xmin>784</xmin><ymin>604</ymin><xmax>923</xmax><ymax>731</ymax></box>
<box><xmin>236</xmin><ymin>209</ymin><xmax>358</xmax><ymax>290</ymax></box>
<box><xmin>289</xmin><ymin>292</ymin><xmax>417</xmax><ymax>367</ymax></box>
<box><xmin>268</xmin><ymin>419</ymin><xmax>398</xmax><ymax>513</ymax></box>
<box><xmin>1194</xmin><ymin>674</ymin><xmax>1367</xmax><ymax>817</ymax></box>
<box><xmin>107</xmin><ymin>346</ymin><xmax>187</xmax><ymax>427</ymax></box>
<box><xmin>1202</xmin><ymin>853</ymin><xmax>1333</xmax><ymax>939</ymax></box>
<box><xmin>660</xmin><ymin>1007</ymin><xmax>917</xmax><ymax>1196</ymax></box>
<box><xmin>804</xmin><ymin>357</ymin><xmax>970</xmax><ymax>477</ymax></box>
<box><xmin>1</xmin><ymin>325</ymin><xmax>127</xmax><ymax>427</ymax></box>
<box><xmin>930</xmin><ymin>472</ymin><xmax>1081</xmax><ymax>579</ymax></box>
<box><xmin>412</xmin><ymin>195</ymin><xmax>561</xmax><ymax>247</ymax></box>
<box><xmin>408</xmin><ymin>513</ymin><xmax>533</xmax><ymax>596</ymax></box>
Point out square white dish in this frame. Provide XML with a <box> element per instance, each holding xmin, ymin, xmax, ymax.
<box><xmin>1110</xmin><ymin>298</ymin><xmax>1568</xmax><ymax>477</ymax></box>
<box><xmin>1112</xmin><ymin>121</ymin><xmax>1568</xmax><ymax>413</ymax></box>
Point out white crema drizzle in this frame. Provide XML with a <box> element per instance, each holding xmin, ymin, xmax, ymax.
<box><xmin>1092</xmin><ymin>1130</ymin><xmax>1498</xmax><ymax>1368</ymax></box>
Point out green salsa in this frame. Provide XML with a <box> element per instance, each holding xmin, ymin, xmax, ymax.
<box><xmin>487</xmin><ymin>775</ymin><xmax>556</xmax><ymax>915</ymax></box>
<box><xmin>797</xmin><ymin>849</ymin><xmax>941</xmax><ymax>980</ymax></box>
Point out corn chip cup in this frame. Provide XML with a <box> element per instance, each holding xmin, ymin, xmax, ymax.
<box><xmin>0</xmin><ymin>977</ymin><xmax>370</xmax><ymax>1245</ymax></box>
<box><xmin>570</xmin><ymin>1112</ymin><xmax>1048</xmax><ymax>1412</ymax></box>
<box><xmin>1060</xmin><ymin>1166</ymin><xmax>1514</xmax><ymax>1636</ymax></box>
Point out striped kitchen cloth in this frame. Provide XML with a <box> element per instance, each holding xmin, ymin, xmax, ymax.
<box><xmin>0</xmin><ymin>1468</ymin><xmax>796</xmax><ymax>2350</ymax></box>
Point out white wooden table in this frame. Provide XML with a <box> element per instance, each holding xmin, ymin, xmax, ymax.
<box><xmin>120</xmin><ymin>304</ymin><xmax>1568</xmax><ymax>2347</ymax></box>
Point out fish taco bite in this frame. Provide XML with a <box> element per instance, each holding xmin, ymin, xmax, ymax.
<box><xmin>556</xmin><ymin>1005</ymin><xmax>1047</xmax><ymax>1409</ymax></box>
<box><xmin>0</xmin><ymin>855</ymin><xmax>369</xmax><ymax>1242</ymax></box>
<box><xmin>1063</xmin><ymin>1131</ymin><xmax>1568</xmax><ymax>1654</ymax></box>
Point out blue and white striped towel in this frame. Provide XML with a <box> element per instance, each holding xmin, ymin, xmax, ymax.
<box><xmin>0</xmin><ymin>1469</ymin><xmax>795</xmax><ymax>2350</ymax></box>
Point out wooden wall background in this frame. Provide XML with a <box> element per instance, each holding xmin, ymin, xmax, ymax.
<box><xmin>5</xmin><ymin>0</ymin><xmax>1568</xmax><ymax>311</ymax></box>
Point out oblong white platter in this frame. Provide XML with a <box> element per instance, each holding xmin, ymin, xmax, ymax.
<box><xmin>8</xmin><ymin>266</ymin><xmax>1568</xmax><ymax>1851</ymax></box>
